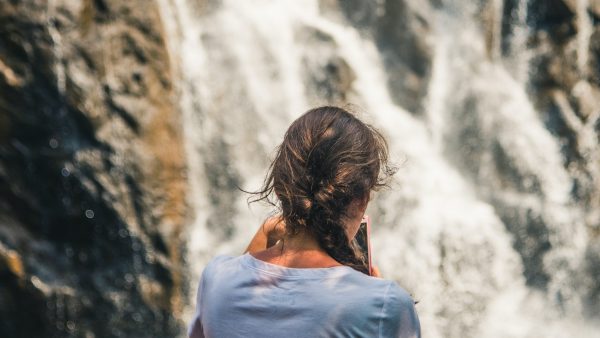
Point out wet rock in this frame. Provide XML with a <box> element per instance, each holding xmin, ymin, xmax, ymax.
<box><xmin>297</xmin><ymin>27</ymin><xmax>357</xmax><ymax>105</ymax></box>
<box><xmin>439</xmin><ymin>0</ymin><xmax>600</xmax><ymax>312</ymax></box>
<box><xmin>331</xmin><ymin>0</ymin><xmax>434</xmax><ymax>114</ymax></box>
<box><xmin>584</xmin><ymin>241</ymin><xmax>600</xmax><ymax>315</ymax></box>
<box><xmin>443</xmin><ymin>89</ymin><xmax>554</xmax><ymax>289</ymax></box>
<box><xmin>592</xmin><ymin>0</ymin><xmax>600</xmax><ymax>18</ymax></box>
<box><xmin>527</xmin><ymin>0</ymin><xmax>577</xmax><ymax>44</ymax></box>
<box><xmin>526</xmin><ymin>0</ymin><xmax>600</xmax><ymax>240</ymax></box>
<box><xmin>590</xmin><ymin>25</ymin><xmax>600</xmax><ymax>86</ymax></box>
<box><xmin>0</xmin><ymin>0</ymin><xmax>188</xmax><ymax>337</ymax></box>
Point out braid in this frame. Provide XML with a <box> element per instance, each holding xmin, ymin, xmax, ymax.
<box><xmin>308</xmin><ymin>180</ymin><xmax>369</xmax><ymax>274</ymax></box>
<box><xmin>313</xmin><ymin>220</ymin><xmax>369</xmax><ymax>274</ymax></box>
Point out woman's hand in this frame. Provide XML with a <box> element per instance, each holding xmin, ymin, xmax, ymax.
<box><xmin>244</xmin><ymin>216</ymin><xmax>286</xmax><ymax>254</ymax></box>
<box><xmin>371</xmin><ymin>265</ymin><xmax>382</xmax><ymax>278</ymax></box>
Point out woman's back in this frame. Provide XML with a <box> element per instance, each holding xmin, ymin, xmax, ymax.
<box><xmin>188</xmin><ymin>254</ymin><xmax>420</xmax><ymax>338</ymax></box>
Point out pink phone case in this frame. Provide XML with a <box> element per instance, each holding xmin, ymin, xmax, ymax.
<box><xmin>364</xmin><ymin>215</ymin><xmax>372</xmax><ymax>275</ymax></box>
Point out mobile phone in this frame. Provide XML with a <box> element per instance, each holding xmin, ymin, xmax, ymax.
<box><xmin>354</xmin><ymin>215</ymin><xmax>372</xmax><ymax>275</ymax></box>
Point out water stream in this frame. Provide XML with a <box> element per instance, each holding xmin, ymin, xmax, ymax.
<box><xmin>158</xmin><ymin>1</ymin><xmax>599</xmax><ymax>337</ymax></box>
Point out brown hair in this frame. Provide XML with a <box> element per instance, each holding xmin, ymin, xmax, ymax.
<box><xmin>251</xmin><ymin>106</ymin><xmax>395</xmax><ymax>274</ymax></box>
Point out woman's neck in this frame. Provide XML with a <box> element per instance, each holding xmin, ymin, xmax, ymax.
<box><xmin>251</xmin><ymin>231</ymin><xmax>342</xmax><ymax>269</ymax></box>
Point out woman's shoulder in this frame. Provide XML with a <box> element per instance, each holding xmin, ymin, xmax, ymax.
<box><xmin>379</xmin><ymin>282</ymin><xmax>421</xmax><ymax>337</ymax></box>
<box><xmin>331</xmin><ymin>273</ymin><xmax>420</xmax><ymax>336</ymax></box>
<box><xmin>203</xmin><ymin>254</ymin><xmax>238</xmax><ymax>271</ymax></box>
<box><xmin>198</xmin><ymin>254</ymin><xmax>238</xmax><ymax>278</ymax></box>
<box><xmin>207</xmin><ymin>254</ymin><xmax>236</xmax><ymax>264</ymax></box>
<box><xmin>385</xmin><ymin>282</ymin><xmax>417</xmax><ymax>308</ymax></box>
<box><xmin>341</xmin><ymin>271</ymin><xmax>415</xmax><ymax>304</ymax></box>
<box><xmin>345</xmin><ymin>273</ymin><xmax>417</xmax><ymax>311</ymax></box>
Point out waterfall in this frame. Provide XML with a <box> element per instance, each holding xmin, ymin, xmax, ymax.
<box><xmin>502</xmin><ymin>0</ymin><xmax>530</xmax><ymax>82</ymax></box>
<box><xmin>158</xmin><ymin>0</ymin><xmax>599</xmax><ymax>337</ymax></box>
<box><xmin>576</xmin><ymin>0</ymin><xmax>592</xmax><ymax>75</ymax></box>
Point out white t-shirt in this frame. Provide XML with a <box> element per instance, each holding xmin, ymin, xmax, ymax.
<box><xmin>188</xmin><ymin>253</ymin><xmax>421</xmax><ymax>338</ymax></box>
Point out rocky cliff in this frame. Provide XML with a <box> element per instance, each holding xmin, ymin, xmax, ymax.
<box><xmin>0</xmin><ymin>0</ymin><xmax>188</xmax><ymax>337</ymax></box>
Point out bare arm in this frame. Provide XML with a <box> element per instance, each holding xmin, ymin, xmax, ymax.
<box><xmin>244</xmin><ymin>216</ymin><xmax>286</xmax><ymax>253</ymax></box>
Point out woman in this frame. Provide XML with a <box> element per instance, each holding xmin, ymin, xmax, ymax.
<box><xmin>188</xmin><ymin>106</ymin><xmax>421</xmax><ymax>338</ymax></box>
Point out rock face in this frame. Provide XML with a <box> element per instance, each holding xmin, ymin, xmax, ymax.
<box><xmin>0</xmin><ymin>1</ymin><xmax>188</xmax><ymax>337</ymax></box>
<box><xmin>334</xmin><ymin>0</ymin><xmax>434</xmax><ymax>114</ymax></box>
<box><xmin>524</xmin><ymin>0</ymin><xmax>600</xmax><ymax>314</ymax></box>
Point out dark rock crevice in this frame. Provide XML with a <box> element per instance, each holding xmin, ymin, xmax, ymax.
<box><xmin>333</xmin><ymin>0</ymin><xmax>434</xmax><ymax>115</ymax></box>
<box><xmin>0</xmin><ymin>0</ymin><xmax>188</xmax><ymax>337</ymax></box>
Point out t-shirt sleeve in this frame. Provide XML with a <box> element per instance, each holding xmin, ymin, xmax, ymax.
<box><xmin>187</xmin><ymin>255</ymin><xmax>232</xmax><ymax>338</ymax></box>
<box><xmin>379</xmin><ymin>282</ymin><xmax>421</xmax><ymax>338</ymax></box>
<box><xmin>187</xmin><ymin>269</ymin><xmax>206</xmax><ymax>338</ymax></box>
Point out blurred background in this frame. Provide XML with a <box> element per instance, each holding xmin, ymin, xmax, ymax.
<box><xmin>1</xmin><ymin>0</ymin><xmax>599</xmax><ymax>337</ymax></box>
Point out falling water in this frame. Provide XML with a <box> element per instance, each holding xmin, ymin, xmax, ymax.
<box><xmin>158</xmin><ymin>0</ymin><xmax>599</xmax><ymax>337</ymax></box>
<box><xmin>503</xmin><ymin>0</ymin><xmax>530</xmax><ymax>82</ymax></box>
<box><xmin>47</xmin><ymin>0</ymin><xmax>66</xmax><ymax>96</ymax></box>
<box><xmin>576</xmin><ymin>0</ymin><xmax>592</xmax><ymax>75</ymax></box>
